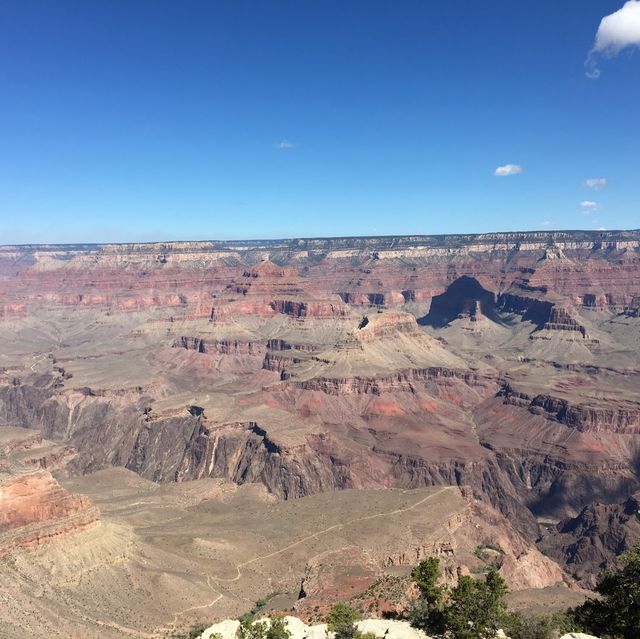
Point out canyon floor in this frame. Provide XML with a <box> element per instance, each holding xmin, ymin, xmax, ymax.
<box><xmin>1</xmin><ymin>232</ymin><xmax>639</xmax><ymax>637</ymax></box>
<box><xmin>0</xmin><ymin>426</ymin><xmax>583</xmax><ymax>639</ymax></box>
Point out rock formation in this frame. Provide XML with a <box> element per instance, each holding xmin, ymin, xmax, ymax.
<box><xmin>539</xmin><ymin>492</ymin><xmax>640</xmax><ymax>587</ymax></box>
<box><xmin>0</xmin><ymin>229</ymin><xmax>639</xmax><ymax>588</ymax></box>
<box><xmin>0</xmin><ymin>429</ymin><xmax>100</xmax><ymax>555</ymax></box>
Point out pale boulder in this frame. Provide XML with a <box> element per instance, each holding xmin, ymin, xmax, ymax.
<box><xmin>279</xmin><ymin>616</ymin><xmax>328</xmax><ymax>639</ymax></box>
<box><xmin>201</xmin><ymin>618</ymin><xmax>240</xmax><ymax>639</ymax></box>
<box><xmin>356</xmin><ymin>619</ymin><xmax>429</xmax><ymax>639</ymax></box>
<box><xmin>199</xmin><ymin>617</ymin><xmax>431</xmax><ymax>639</ymax></box>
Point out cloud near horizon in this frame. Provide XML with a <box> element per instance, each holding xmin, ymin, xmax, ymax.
<box><xmin>494</xmin><ymin>164</ymin><xmax>523</xmax><ymax>177</ymax></box>
<box><xmin>586</xmin><ymin>1</ymin><xmax>640</xmax><ymax>78</ymax></box>
<box><xmin>584</xmin><ymin>177</ymin><xmax>607</xmax><ymax>190</ymax></box>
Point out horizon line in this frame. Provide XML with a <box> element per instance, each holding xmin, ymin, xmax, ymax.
<box><xmin>1</xmin><ymin>227</ymin><xmax>639</xmax><ymax>250</ymax></box>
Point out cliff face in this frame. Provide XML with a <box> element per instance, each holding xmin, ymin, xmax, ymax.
<box><xmin>539</xmin><ymin>493</ymin><xmax>640</xmax><ymax>587</ymax></box>
<box><xmin>0</xmin><ymin>430</ymin><xmax>100</xmax><ymax>555</ymax></box>
<box><xmin>500</xmin><ymin>384</ymin><xmax>640</xmax><ymax>434</ymax></box>
<box><xmin>0</xmin><ymin>230</ymin><xmax>639</xmax><ymax>553</ymax></box>
<box><xmin>1</xmin><ymin>230</ymin><xmax>639</xmax><ymax>319</ymax></box>
<box><xmin>423</xmin><ymin>276</ymin><xmax>498</xmax><ymax>327</ymax></box>
<box><xmin>0</xmin><ymin>471</ymin><xmax>100</xmax><ymax>554</ymax></box>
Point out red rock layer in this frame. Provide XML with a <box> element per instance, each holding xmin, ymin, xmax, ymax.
<box><xmin>0</xmin><ymin>470</ymin><xmax>100</xmax><ymax>555</ymax></box>
<box><xmin>2</xmin><ymin>231</ymin><xmax>640</xmax><ymax>320</ymax></box>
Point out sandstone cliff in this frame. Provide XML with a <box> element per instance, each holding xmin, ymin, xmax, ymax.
<box><xmin>0</xmin><ymin>230</ymin><xmax>639</xmax><ymax>568</ymax></box>
<box><xmin>0</xmin><ymin>429</ymin><xmax>100</xmax><ymax>555</ymax></box>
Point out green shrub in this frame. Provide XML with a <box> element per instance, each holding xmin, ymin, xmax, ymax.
<box><xmin>444</xmin><ymin>569</ymin><xmax>509</xmax><ymax>639</ymax></box>
<box><xmin>505</xmin><ymin>611</ymin><xmax>577</xmax><ymax>639</ymax></box>
<box><xmin>408</xmin><ymin>557</ymin><xmax>447</xmax><ymax>634</ymax></box>
<box><xmin>572</xmin><ymin>538</ymin><xmax>640</xmax><ymax>639</ymax></box>
<box><xmin>326</xmin><ymin>603</ymin><xmax>360</xmax><ymax>631</ymax></box>
<box><xmin>326</xmin><ymin>602</ymin><xmax>361</xmax><ymax>639</ymax></box>
<box><xmin>408</xmin><ymin>557</ymin><xmax>509</xmax><ymax>639</ymax></box>
<box><xmin>238</xmin><ymin>592</ymin><xmax>282</xmax><ymax>623</ymax></box>
<box><xmin>237</xmin><ymin>618</ymin><xmax>268</xmax><ymax>639</ymax></box>
<box><xmin>265</xmin><ymin>616</ymin><xmax>291</xmax><ymax>639</ymax></box>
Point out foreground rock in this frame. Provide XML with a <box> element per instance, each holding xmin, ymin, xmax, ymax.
<box><xmin>200</xmin><ymin>617</ymin><xmax>431</xmax><ymax>639</ymax></box>
<box><xmin>200</xmin><ymin>618</ymin><xmax>601</xmax><ymax>639</ymax></box>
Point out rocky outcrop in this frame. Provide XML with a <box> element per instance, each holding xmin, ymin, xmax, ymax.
<box><xmin>199</xmin><ymin>619</ymin><xmax>601</xmax><ymax>639</ymax></box>
<box><xmin>500</xmin><ymin>384</ymin><xmax>640</xmax><ymax>434</ymax></box>
<box><xmin>267</xmin><ymin>339</ymin><xmax>318</xmax><ymax>352</ymax></box>
<box><xmin>270</xmin><ymin>300</ymin><xmax>309</xmax><ymax>317</ymax></box>
<box><xmin>0</xmin><ymin>470</ymin><xmax>100</xmax><ymax>555</ymax></box>
<box><xmin>355</xmin><ymin>311</ymin><xmax>424</xmax><ymax>341</ymax></box>
<box><xmin>539</xmin><ymin>493</ymin><xmax>640</xmax><ymax>587</ymax></box>
<box><xmin>0</xmin><ymin>427</ymin><xmax>99</xmax><ymax>557</ymax></box>
<box><xmin>498</xmin><ymin>294</ymin><xmax>587</xmax><ymax>336</ymax></box>
<box><xmin>423</xmin><ymin>276</ymin><xmax>498</xmax><ymax>327</ymax></box>
<box><xmin>543</xmin><ymin>307</ymin><xmax>587</xmax><ymax>337</ymax></box>
<box><xmin>338</xmin><ymin>292</ymin><xmax>406</xmax><ymax>307</ymax></box>
<box><xmin>623</xmin><ymin>296</ymin><xmax>640</xmax><ymax>317</ymax></box>
<box><xmin>0</xmin><ymin>303</ymin><xmax>27</xmax><ymax>319</ymax></box>
<box><xmin>290</xmin><ymin>367</ymin><xmax>489</xmax><ymax>396</ymax></box>
<box><xmin>498</xmin><ymin>293</ymin><xmax>555</xmax><ymax>324</ymax></box>
<box><xmin>173</xmin><ymin>336</ymin><xmax>265</xmax><ymax>355</ymax></box>
<box><xmin>169</xmin><ymin>421</ymin><xmax>353</xmax><ymax>499</ymax></box>
<box><xmin>262</xmin><ymin>352</ymin><xmax>302</xmax><ymax>374</ymax></box>
<box><xmin>200</xmin><ymin>617</ymin><xmax>432</xmax><ymax>639</ymax></box>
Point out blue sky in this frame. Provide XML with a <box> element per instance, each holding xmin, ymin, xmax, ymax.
<box><xmin>0</xmin><ymin>0</ymin><xmax>639</xmax><ymax>243</ymax></box>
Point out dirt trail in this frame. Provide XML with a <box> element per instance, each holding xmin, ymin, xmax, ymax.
<box><xmin>69</xmin><ymin>607</ymin><xmax>157</xmax><ymax>639</ymax></box>
<box><xmin>117</xmin><ymin>487</ymin><xmax>455</xmax><ymax>638</ymax></box>
<box><xmin>215</xmin><ymin>486</ymin><xmax>454</xmax><ymax>583</ymax></box>
<box><xmin>154</xmin><ymin>575</ymin><xmax>223</xmax><ymax>637</ymax></box>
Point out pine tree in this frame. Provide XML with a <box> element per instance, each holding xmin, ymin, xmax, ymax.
<box><xmin>573</xmin><ymin>538</ymin><xmax>640</xmax><ymax>639</ymax></box>
<box><xmin>444</xmin><ymin>569</ymin><xmax>509</xmax><ymax>639</ymax></box>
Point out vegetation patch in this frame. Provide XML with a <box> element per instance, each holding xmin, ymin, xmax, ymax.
<box><xmin>472</xmin><ymin>544</ymin><xmax>504</xmax><ymax>573</ymax></box>
<box><xmin>238</xmin><ymin>592</ymin><xmax>283</xmax><ymax>623</ymax></box>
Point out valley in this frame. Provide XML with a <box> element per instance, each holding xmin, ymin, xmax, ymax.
<box><xmin>1</xmin><ymin>230</ymin><xmax>639</xmax><ymax>637</ymax></box>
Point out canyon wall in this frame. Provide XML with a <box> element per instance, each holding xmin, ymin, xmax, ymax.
<box><xmin>0</xmin><ymin>230</ymin><xmax>639</xmax><ymax>556</ymax></box>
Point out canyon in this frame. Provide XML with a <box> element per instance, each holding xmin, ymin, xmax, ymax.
<box><xmin>1</xmin><ymin>229</ymin><xmax>639</xmax><ymax>637</ymax></box>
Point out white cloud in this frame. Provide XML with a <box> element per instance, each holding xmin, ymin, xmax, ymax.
<box><xmin>586</xmin><ymin>1</ymin><xmax>640</xmax><ymax>77</ymax></box>
<box><xmin>584</xmin><ymin>177</ymin><xmax>607</xmax><ymax>190</ymax></box>
<box><xmin>597</xmin><ymin>226</ymin><xmax>607</xmax><ymax>230</ymax></box>
<box><xmin>581</xmin><ymin>200</ymin><xmax>598</xmax><ymax>208</ymax></box>
<box><xmin>494</xmin><ymin>164</ymin><xmax>523</xmax><ymax>177</ymax></box>
<box><xmin>276</xmin><ymin>140</ymin><xmax>297</xmax><ymax>149</ymax></box>
<box><xmin>541</xmin><ymin>220</ymin><xmax>553</xmax><ymax>226</ymax></box>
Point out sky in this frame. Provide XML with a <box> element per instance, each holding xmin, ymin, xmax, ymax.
<box><xmin>0</xmin><ymin>0</ymin><xmax>639</xmax><ymax>243</ymax></box>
